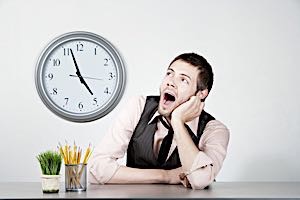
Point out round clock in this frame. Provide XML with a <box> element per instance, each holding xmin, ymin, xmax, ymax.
<box><xmin>35</xmin><ymin>31</ymin><xmax>126</xmax><ymax>122</ymax></box>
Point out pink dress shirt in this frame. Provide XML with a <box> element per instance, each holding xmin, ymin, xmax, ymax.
<box><xmin>89</xmin><ymin>96</ymin><xmax>230</xmax><ymax>189</ymax></box>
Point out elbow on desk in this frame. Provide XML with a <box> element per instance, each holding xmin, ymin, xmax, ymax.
<box><xmin>186</xmin><ymin>166</ymin><xmax>215</xmax><ymax>190</ymax></box>
<box><xmin>88</xmin><ymin>165</ymin><xmax>116</xmax><ymax>184</ymax></box>
<box><xmin>188</xmin><ymin>175</ymin><xmax>214</xmax><ymax>190</ymax></box>
<box><xmin>88</xmin><ymin>157</ymin><xmax>121</xmax><ymax>184</ymax></box>
<box><xmin>88</xmin><ymin>169</ymin><xmax>103</xmax><ymax>184</ymax></box>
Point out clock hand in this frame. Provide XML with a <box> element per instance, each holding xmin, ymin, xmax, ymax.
<box><xmin>69</xmin><ymin>74</ymin><xmax>103</xmax><ymax>81</ymax></box>
<box><xmin>70</xmin><ymin>49</ymin><xmax>93</xmax><ymax>95</ymax></box>
<box><xmin>82</xmin><ymin>80</ymin><xmax>93</xmax><ymax>95</ymax></box>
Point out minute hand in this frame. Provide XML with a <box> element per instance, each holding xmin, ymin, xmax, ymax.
<box><xmin>70</xmin><ymin>49</ymin><xmax>93</xmax><ymax>95</ymax></box>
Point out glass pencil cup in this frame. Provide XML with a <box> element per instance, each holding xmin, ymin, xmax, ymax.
<box><xmin>65</xmin><ymin>163</ymin><xmax>87</xmax><ymax>192</ymax></box>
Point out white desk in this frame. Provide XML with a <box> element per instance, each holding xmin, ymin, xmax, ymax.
<box><xmin>1</xmin><ymin>182</ymin><xmax>300</xmax><ymax>199</ymax></box>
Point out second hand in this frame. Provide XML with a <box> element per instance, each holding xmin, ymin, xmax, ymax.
<box><xmin>69</xmin><ymin>74</ymin><xmax>102</xmax><ymax>81</ymax></box>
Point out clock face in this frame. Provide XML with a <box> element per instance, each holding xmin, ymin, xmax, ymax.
<box><xmin>36</xmin><ymin>32</ymin><xmax>126</xmax><ymax>122</ymax></box>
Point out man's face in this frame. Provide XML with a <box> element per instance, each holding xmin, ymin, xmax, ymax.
<box><xmin>158</xmin><ymin>60</ymin><xmax>199</xmax><ymax>117</ymax></box>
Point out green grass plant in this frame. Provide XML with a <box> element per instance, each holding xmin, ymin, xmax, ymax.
<box><xmin>37</xmin><ymin>151</ymin><xmax>62</xmax><ymax>175</ymax></box>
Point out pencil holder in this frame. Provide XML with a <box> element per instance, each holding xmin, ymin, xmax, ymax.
<box><xmin>65</xmin><ymin>163</ymin><xmax>87</xmax><ymax>192</ymax></box>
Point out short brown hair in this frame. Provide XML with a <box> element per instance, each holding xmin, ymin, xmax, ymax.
<box><xmin>169</xmin><ymin>53</ymin><xmax>214</xmax><ymax>93</ymax></box>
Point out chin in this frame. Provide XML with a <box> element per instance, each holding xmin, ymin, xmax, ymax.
<box><xmin>158</xmin><ymin>109</ymin><xmax>167</xmax><ymax>117</ymax></box>
<box><xmin>158</xmin><ymin>103</ymin><xmax>173</xmax><ymax>118</ymax></box>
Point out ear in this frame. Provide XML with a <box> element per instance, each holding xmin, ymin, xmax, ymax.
<box><xmin>196</xmin><ymin>89</ymin><xmax>208</xmax><ymax>100</ymax></box>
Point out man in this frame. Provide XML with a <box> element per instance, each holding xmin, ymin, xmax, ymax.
<box><xmin>89</xmin><ymin>53</ymin><xmax>230</xmax><ymax>189</ymax></box>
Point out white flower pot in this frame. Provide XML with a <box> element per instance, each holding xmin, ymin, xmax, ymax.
<box><xmin>41</xmin><ymin>175</ymin><xmax>60</xmax><ymax>193</ymax></box>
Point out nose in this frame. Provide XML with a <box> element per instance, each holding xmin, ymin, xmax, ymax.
<box><xmin>166</xmin><ymin>77</ymin><xmax>176</xmax><ymax>88</ymax></box>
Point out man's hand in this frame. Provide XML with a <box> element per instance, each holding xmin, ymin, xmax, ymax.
<box><xmin>171</xmin><ymin>91</ymin><xmax>204</xmax><ymax>124</ymax></box>
<box><xmin>169</xmin><ymin>91</ymin><xmax>205</xmax><ymax>174</ymax></box>
<box><xmin>166</xmin><ymin>167</ymin><xmax>191</xmax><ymax>188</ymax></box>
<box><xmin>165</xmin><ymin>167</ymin><xmax>183</xmax><ymax>184</ymax></box>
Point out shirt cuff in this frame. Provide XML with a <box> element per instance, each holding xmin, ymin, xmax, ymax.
<box><xmin>185</xmin><ymin>151</ymin><xmax>213</xmax><ymax>175</ymax></box>
<box><xmin>184</xmin><ymin>151</ymin><xmax>214</xmax><ymax>189</ymax></box>
<box><xmin>89</xmin><ymin>159</ymin><xmax>121</xmax><ymax>184</ymax></box>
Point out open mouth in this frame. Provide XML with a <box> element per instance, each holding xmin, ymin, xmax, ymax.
<box><xmin>163</xmin><ymin>92</ymin><xmax>176</xmax><ymax>105</ymax></box>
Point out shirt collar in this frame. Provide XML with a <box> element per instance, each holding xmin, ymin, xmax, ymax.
<box><xmin>148</xmin><ymin>111</ymin><xmax>198</xmax><ymax>135</ymax></box>
<box><xmin>148</xmin><ymin>111</ymin><xmax>161</xmax><ymax>124</ymax></box>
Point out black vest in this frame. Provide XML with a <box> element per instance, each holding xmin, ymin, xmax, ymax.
<box><xmin>126</xmin><ymin>96</ymin><xmax>215</xmax><ymax>169</ymax></box>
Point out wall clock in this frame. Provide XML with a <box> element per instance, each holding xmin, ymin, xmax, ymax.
<box><xmin>35</xmin><ymin>31</ymin><xmax>126</xmax><ymax>122</ymax></box>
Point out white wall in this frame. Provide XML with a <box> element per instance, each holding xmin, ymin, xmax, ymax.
<box><xmin>0</xmin><ymin>0</ymin><xmax>299</xmax><ymax>182</ymax></box>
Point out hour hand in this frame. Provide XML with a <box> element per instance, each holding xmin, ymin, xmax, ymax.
<box><xmin>80</xmin><ymin>78</ymin><xmax>93</xmax><ymax>95</ymax></box>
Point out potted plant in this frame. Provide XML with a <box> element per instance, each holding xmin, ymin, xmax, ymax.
<box><xmin>37</xmin><ymin>151</ymin><xmax>62</xmax><ymax>193</ymax></box>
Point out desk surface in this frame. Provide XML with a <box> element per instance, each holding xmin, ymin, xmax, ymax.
<box><xmin>1</xmin><ymin>182</ymin><xmax>300</xmax><ymax>199</ymax></box>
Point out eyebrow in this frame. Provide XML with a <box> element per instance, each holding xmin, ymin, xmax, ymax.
<box><xmin>167</xmin><ymin>68</ymin><xmax>191</xmax><ymax>80</ymax></box>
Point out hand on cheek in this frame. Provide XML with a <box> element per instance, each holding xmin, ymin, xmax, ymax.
<box><xmin>171</xmin><ymin>91</ymin><xmax>204</xmax><ymax>124</ymax></box>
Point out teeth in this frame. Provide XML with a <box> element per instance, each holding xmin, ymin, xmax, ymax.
<box><xmin>166</xmin><ymin>92</ymin><xmax>174</xmax><ymax>96</ymax></box>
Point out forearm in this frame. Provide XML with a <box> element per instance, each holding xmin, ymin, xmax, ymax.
<box><xmin>171</xmin><ymin>118</ymin><xmax>230</xmax><ymax>189</ymax></box>
<box><xmin>107</xmin><ymin>166</ymin><xmax>168</xmax><ymax>184</ymax></box>
<box><xmin>171</xmin><ymin>119</ymin><xmax>199</xmax><ymax>172</ymax></box>
<box><xmin>171</xmin><ymin>121</ymin><xmax>215</xmax><ymax>189</ymax></box>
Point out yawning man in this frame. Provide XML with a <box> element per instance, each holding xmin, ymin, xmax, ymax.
<box><xmin>89</xmin><ymin>53</ymin><xmax>230</xmax><ymax>189</ymax></box>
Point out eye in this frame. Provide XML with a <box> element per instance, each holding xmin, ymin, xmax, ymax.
<box><xmin>181</xmin><ymin>78</ymin><xmax>189</xmax><ymax>84</ymax></box>
<box><xmin>166</xmin><ymin>71</ymin><xmax>172</xmax><ymax>76</ymax></box>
